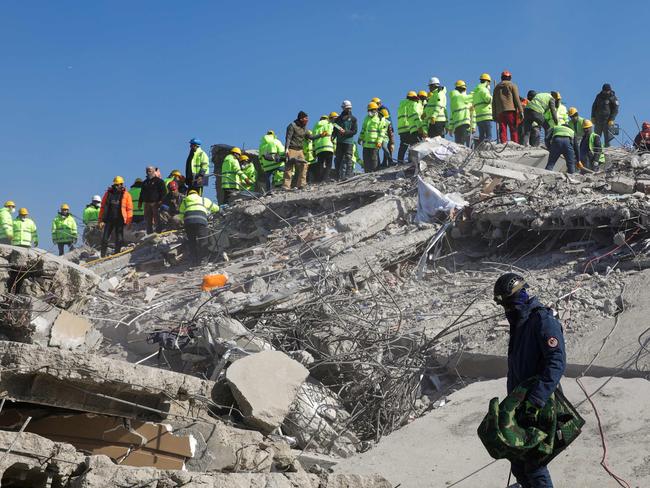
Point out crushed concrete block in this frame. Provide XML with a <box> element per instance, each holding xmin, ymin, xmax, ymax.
<box><xmin>610</xmin><ymin>176</ymin><xmax>635</xmax><ymax>194</ymax></box>
<box><xmin>226</xmin><ymin>350</ymin><xmax>309</xmax><ymax>432</ymax></box>
<box><xmin>143</xmin><ymin>286</ymin><xmax>157</xmax><ymax>303</ymax></box>
<box><xmin>479</xmin><ymin>164</ymin><xmax>529</xmax><ymax>181</ymax></box>
<box><xmin>635</xmin><ymin>179</ymin><xmax>650</xmax><ymax>194</ymax></box>
<box><xmin>98</xmin><ymin>276</ymin><xmax>120</xmax><ymax>292</ymax></box>
<box><xmin>49</xmin><ymin>309</ymin><xmax>102</xmax><ymax>350</ymax></box>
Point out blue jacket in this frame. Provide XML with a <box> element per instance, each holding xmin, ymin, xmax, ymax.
<box><xmin>506</xmin><ymin>297</ymin><xmax>566</xmax><ymax>408</ymax></box>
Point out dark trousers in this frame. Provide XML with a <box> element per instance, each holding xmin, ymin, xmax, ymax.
<box><xmin>362</xmin><ymin>147</ymin><xmax>380</xmax><ymax>172</ymax></box>
<box><xmin>57</xmin><ymin>242</ymin><xmax>74</xmax><ymax>256</ymax></box>
<box><xmin>594</xmin><ymin>119</ymin><xmax>613</xmax><ymax>147</ymax></box>
<box><xmin>380</xmin><ymin>143</ymin><xmax>393</xmax><ymax>167</ymax></box>
<box><xmin>454</xmin><ymin>124</ymin><xmax>471</xmax><ymax>146</ymax></box>
<box><xmin>477</xmin><ymin>120</ymin><xmax>493</xmax><ymax>143</ymax></box>
<box><xmin>1</xmin><ymin>238</ymin><xmax>12</xmax><ymax>245</ymax></box>
<box><xmin>397</xmin><ymin>132</ymin><xmax>416</xmax><ymax>163</ymax></box>
<box><xmin>335</xmin><ymin>143</ymin><xmax>354</xmax><ymax>179</ymax></box>
<box><xmin>143</xmin><ymin>202</ymin><xmax>161</xmax><ymax>234</ymax></box>
<box><xmin>185</xmin><ymin>222</ymin><xmax>208</xmax><ymax>266</ymax></box>
<box><xmin>427</xmin><ymin>121</ymin><xmax>446</xmax><ymax>138</ymax></box>
<box><xmin>316</xmin><ymin>152</ymin><xmax>333</xmax><ymax>182</ymax></box>
<box><xmin>523</xmin><ymin>109</ymin><xmax>547</xmax><ymax>147</ymax></box>
<box><xmin>545</xmin><ymin>136</ymin><xmax>576</xmax><ymax>173</ymax></box>
<box><xmin>497</xmin><ymin>111</ymin><xmax>519</xmax><ymax>143</ymax></box>
<box><xmin>511</xmin><ymin>461</ymin><xmax>553</xmax><ymax>488</ymax></box>
<box><xmin>100</xmin><ymin>221</ymin><xmax>124</xmax><ymax>257</ymax></box>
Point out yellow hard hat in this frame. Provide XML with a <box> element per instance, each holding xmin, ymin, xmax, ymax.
<box><xmin>407</xmin><ymin>90</ymin><xmax>418</xmax><ymax>98</ymax></box>
<box><xmin>231</xmin><ymin>147</ymin><xmax>242</xmax><ymax>155</ymax></box>
<box><xmin>240</xmin><ymin>154</ymin><xmax>249</xmax><ymax>161</ymax></box>
<box><xmin>170</xmin><ymin>169</ymin><xmax>182</xmax><ymax>177</ymax></box>
<box><xmin>480</xmin><ymin>73</ymin><xmax>491</xmax><ymax>82</ymax></box>
<box><xmin>188</xmin><ymin>189</ymin><xmax>198</xmax><ymax>195</ymax></box>
<box><xmin>582</xmin><ymin>119</ymin><xmax>593</xmax><ymax>129</ymax></box>
<box><xmin>60</xmin><ymin>203</ymin><xmax>70</xmax><ymax>211</ymax></box>
<box><xmin>455</xmin><ymin>80</ymin><xmax>466</xmax><ymax>88</ymax></box>
<box><xmin>568</xmin><ymin>107</ymin><xmax>578</xmax><ymax>117</ymax></box>
<box><xmin>4</xmin><ymin>201</ymin><xmax>15</xmax><ymax>208</ymax></box>
<box><xmin>267</xmin><ymin>130</ymin><xmax>275</xmax><ymax>136</ymax></box>
<box><xmin>329</xmin><ymin>112</ymin><xmax>339</xmax><ymax>118</ymax></box>
<box><xmin>418</xmin><ymin>90</ymin><xmax>428</xmax><ymax>97</ymax></box>
<box><xmin>367</xmin><ymin>102</ymin><xmax>379</xmax><ymax>110</ymax></box>
<box><xmin>113</xmin><ymin>176</ymin><xmax>124</xmax><ymax>185</ymax></box>
<box><xmin>380</xmin><ymin>108</ymin><xmax>389</xmax><ymax>118</ymax></box>
<box><xmin>19</xmin><ymin>208</ymin><xmax>28</xmax><ymax>216</ymax></box>
<box><xmin>552</xmin><ymin>91</ymin><xmax>561</xmax><ymax>100</ymax></box>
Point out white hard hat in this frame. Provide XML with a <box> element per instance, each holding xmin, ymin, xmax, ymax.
<box><xmin>341</xmin><ymin>100</ymin><xmax>352</xmax><ymax>109</ymax></box>
<box><xmin>92</xmin><ymin>195</ymin><xmax>101</xmax><ymax>202</ymax></box>
<box><xmin>429</xmin><ymin>77</ymin><xmax>440</xmax><ymax>85</ymax></box>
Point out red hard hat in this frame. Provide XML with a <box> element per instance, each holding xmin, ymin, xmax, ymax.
<box><xmin>501</xmin><ymin>70</ymin><xmax>512</xmax><ymax>78</ymax></box>
<box><xmin>168</xmin><ymin>181</ymin><xmax>178</xmax><ymax>191</ymax></box>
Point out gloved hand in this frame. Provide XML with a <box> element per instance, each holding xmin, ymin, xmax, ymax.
<box><xmin>98</xmin><ymin>222</ymin><xmax>105</xmax><ymax>230</ymax></box>
<box><xmin>376</xmin><ymin>142</ymin><xmax>382</xmax><ymax>148</ymax></box>
<box><xmin>577</xmin><ymin>161</ymin><xmax>585</xmax><ymax>170</ymax></box>
<box><xmin>520</xmin><ymin>399</ymin><xmax>540</xmax><ymax>426</ymax></box>
<box><xmin>608</xmin><ymin>120</ymin><xmax>614</xmax><ymax>126</ymax></box>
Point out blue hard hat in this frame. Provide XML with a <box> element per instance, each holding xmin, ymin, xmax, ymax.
<box><xmin>189</xmin><ymin>138</ymin><xmax>202</xmax><ymax>145</ymax></box>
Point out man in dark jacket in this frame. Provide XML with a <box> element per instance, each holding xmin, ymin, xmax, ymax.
<box><xmin>492</xmin><ymin>71</ymin><xmax>524</xmax><ymax>144</ymax></box>
<box><xmin>591</xmin><ymin>83</ymin><xmax>619</xmax><ymax>147</ymax></box>
<box><xmin>284</xmin><ymin>111</ymin><xmax>316</xmax><ymax>190</ymax></box>
<box><xmin>493</xmin><ymin>273</ymin><xmax>566</xmax><ymax>488</ymax></box>
<box><xmin>334</xmin><ymin>100</ymin><xmax>358</xmax><ymax>180</ymax></box>
<box><xmin>138</xmin><ymin>166</ymin><xmax>166</xmax><ymax>234</ymax></box>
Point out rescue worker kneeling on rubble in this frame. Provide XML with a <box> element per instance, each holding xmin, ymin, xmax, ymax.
<box><xmin>579</xmin><ymin>119</ymin><xmax>605</xmax><ymax>172</ymax></box>
<box><xmin>160</xmin><ymin>181</ymin><xmax>184</xmax><ymax>230</ymax></box>
<box><xmin>544</xmin><ymin>123</ymin><xmax>578</xmax><ymax>174</ymax></box>
<box><xmin>51</xmin><ymin>203</ymin><xmax>78</xmax><ymax>256</ymax></box>
<box><xmin>99</xmin><ymin>176</ymin><xmax>133</xmax><ymax>257</ymax></box>
<box><xmin>179</xmin><ymin>190</ymin><xmax>219</xmax><ymax>267</ymax></box>
<box><xmin>493</xmin><ymin>273</ymin><xmax>566</xmax><ymax>488</ymax></box>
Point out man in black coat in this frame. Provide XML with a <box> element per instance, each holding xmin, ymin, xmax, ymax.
<box><xmin>591</xmin><ymin>83</ymin><xmax>619</xmax><ymax>147</ymax></box>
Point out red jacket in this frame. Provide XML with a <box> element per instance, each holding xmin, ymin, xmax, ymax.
<box><xmin>99</xmin><ymin>187</ymin><xmax>133</xmax><ymax>225</ymax></box>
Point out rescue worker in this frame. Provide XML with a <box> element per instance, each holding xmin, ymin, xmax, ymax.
<box><xmin>99</xmin><ymin>176</ymin><xmax>133</xmax><ymax>257</ymax></box>
<box><xmin>524</xmin><ymin>91</ymin><xmax>559</xmax><ymax>147</ymax></box>
<box><xmin>544</xmin><ymin>123</ymin><xmax>578</xmax><ymax>174</ymax></box>
<box><xmin>591</xmin><ymin>84</ymin><xmax>619</xmax><ymax>148</ymax></box>
<box><xmin>178</xmin><ymin>189</ymin><xmax>219</xmax><ymax>267</ymax></box>
<box><xmin>129</xmin><ymin>178</ymin><xmax>144</xmax><ymax>223</ymax></box>
<box><xmin>567</xmin><ymin>107</ymin><xmax>586</xmax><ymax>145</ymax></box>
<box><xmin>12</xmin><ymin>208</ymin><xmax>38</xmax><ymax>248</ymax></box>
<box><xmin>160</xmin><ymin>181</ymin><xmax>184</xmax><ymax>229</ymax></box>
<box><xmin>423</xmin><ymin>77</ymin><xmax>448</xmax><ymax>138</ymax></box>
<box><xmin>379</xmin><ymin>108</ymin><xmax>395</xmax><ymax>167</ymax></box>
<box><xmin>472</xmin><ymin>73</ymin><xmax>493</xmax><ymax>143</ymax></box>
<box><xmin>303</xmin><ymin>136</ymin><xmax>316</xmax><ymax>185</ymax></box>
<box><xmin>0</xmin><ymin>201</ymin><xmax>16</xmax><ymax>245</ymax></box>
<box><xmin>633</xmin><ymin>121</ymin><xmax>650</xmax><ymax>151</ymax></box>
<box><xmin>492</xmin><ymin>70</ymin><xmax>523</xmax><ymax>144</ymax></box>
<box><xmin>448</xmin><ymin>80</ymin><xmax>474</xmax><ymax>147</ymax></box>
<box><xmin>83</xmin><ymin>196</ymin><xmax>102</xmax><ymax>226</ymax></box>
<box><xmin>240</xmin><ymin>155</ymin><xmax>257</xmax><ymax>192</ymax></box>
<box><xmin>284</xmin><ymin>111</ymin><xmax>317</xmax><ymax>189</ymax></box>
<box><xmin>258</xmin><ymin>130</ymin><xmax>285</xmax><ymax>192</ymax></box>
<box><xmin>312</xmin><ymin>115</ymin><xmax>335</xmax><ymax>182</ymax></box>
<box><xmin>138</xmin><ymin>166</ymin><xmax>166</xmax><ymax>234</ymax></box>
<box><xmin>185</xmin><ymin>138</ymin><xmax>210</xmax><ymax>195</ymax></box>
<box><xmin>579</xmin><ymin>119</ymin><xmax>605</xmax><ymax>171</ymax></box>
<box><xmin>333</xmin><ymin>101</ymin><xmax>358</xmax><ymax>179</ymax></box>
<box><xmin>221</xmin><ymin>147</ymin><xmax>249</xmax><ymax>203</ymax></box>
<box><xmin>493</xmin><ymin>273</ymin><xmax>566</xmax><ymax>488</ymax></box>
<box><xmin>359</xmin><ymin>102</ymin><xmax>383</xmax><ymax>172</ymax></box>
<box><xmin>397</xmin><ymin>91</ymin><xmax>420</xmax><ymax>163</ymax></box>
<box><xmin>544</xmin><ymin>93</ymin><xmax>568</xmax><ymax>147</ymax></box>
<box><xmin>417</xmin><ymin>90</ymin><xmax>428</xmax><ymax>109</ymax></box>
<box><xmin>164</xmin><ymin>170</ymin><xmax>186</xmax><ymax>194</ymax></box>
<box><xmin>51</xmin><ymin>203</ymin><xmax>77</xmax><ymax>255</ymax></box>
<box><xmin>410</xmin><ymin>92</ymin><xmax>425</xmax><ymax>143</ymax></box>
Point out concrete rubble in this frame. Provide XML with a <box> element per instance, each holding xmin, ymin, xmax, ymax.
<box><xmin>1</xmin><ymin>137</ymin><xmax>649</xmax><ymax>486</ymax></box>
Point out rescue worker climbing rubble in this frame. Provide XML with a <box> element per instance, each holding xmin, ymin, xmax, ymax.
<box><xmin>0</xmin><ymin>201</ymin><xmax>16</xmax><ymax>245</ymax></box>
<box><xmin>493</xmin><ymin>273</ymin><xmax>566</xmax><ymax>488</ymax></box>
<box><xmin>51</xmin><ymin>203</ymin><xmax>77</xmax><ymax>255</ymax></box>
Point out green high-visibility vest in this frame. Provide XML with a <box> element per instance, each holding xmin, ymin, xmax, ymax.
<box><xmin>242</xmin><ymin>164</ymin><xmax>257</xmax><ymax>191</ymax></box>
<box><xmin>547</xmin><ymin>103</ymin><xmax>568</xmax><ymax>128</ymax></box>
<box><xmin>51</xmin><ymin>214</ymin><xmax>78</xmax><ymax>244</ymax></box>
<box><xmin>588</xmin><ymin>132</ymin><xmax>606</xmax><ymax>164</ymax></box>
<box><xmin>129</xmin><ymin>187</ymin><xmax>144</xmax><ymax>216</ymax></box>
<box><xmin>379</xmin><ymin>117</ymin><xmax>391</xmax><ymax>143</ymax></box>
<box><xmin>551</xmin><ymin>125</ymin><xmax>574</xmax><ymax>138</ymax></box>
<box><xmin>312</xmin><ymin>120</ymin><xmax>334</xmax><ymax>155</ymax></box>
<box><xmin>12</xmin><ymin>217</ymin><xmax>38</xmax><ymax>247</ymax></box>
<box><xmin>221</xmin><ymin>154</ymin><xmax>245</xmax><ymax>190</ymax></box>
<box><xmin>527</xmin><ymin>93</ymin><xmax>553</xmax><ymax>115</ymax></box>
<box><xmin>360</xmin><ymin>114</ymin><xmax>383</xmax><ymax>148</ymax></box>
<box><xmin>179</xmin><ymin>193</ymin><xmax>218</xmax><ymax>223</ymax></box>
<box><xmin>449</xmin><ymin>90</ymin><xmax>474</xmax><ymax>131</ymax></box>
<box><xmin>472</xmin><ymin>82</ymin><xmax>493</xmax><ymax>123</ymax></box>
<box><xmin>258</xmin><ymin>134</ymin><xmax>285</xmax><ymax>172</ymax></box>
<box><xmin>424</xmin><ymin>87</ymin><xmax>448</xmax><ymax>124</ymax></box>
<box><xmin>409</xmin><ymin>100</ymin><xmax>424</xmax><ymax>134</ymax></box>
<box><xmin>303</xmin><ymin>138</ymin><xmax>315</xmax><ymax>163</ymax></box>
<box><xmin>83</xmin><ymin>205</ymin><xmax>100</xmax><ymax>225</ymax></box>
<box><xmin>190</xmin><ymin>147</ymin><xmax>210</xmax><ymax>176</ymax></box>
<box><xmin>0</xmin><ymin>207</ymin><xmax>13</xmax><ymax>241</ymax></box>
<box><xmin>568</xmin><ymin>116</ymin><xmax>586</xmax><ymax>140</ymax></box>
<box><xmin>397</xmin><ymin>99</ymin><xmax>412</xmax><ymax>134</ymax></box>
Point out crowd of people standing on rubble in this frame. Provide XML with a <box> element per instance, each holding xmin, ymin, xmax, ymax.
<box><xmin>3</xmin><ymin>69</ymin><xmax>650</xmax><ymax>264</ymax></box>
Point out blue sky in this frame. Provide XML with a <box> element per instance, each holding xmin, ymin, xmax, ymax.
<box><xmin>1</xmin><ymin>0</ymin><xmax>648</xmax><ymax>250</ymax></box>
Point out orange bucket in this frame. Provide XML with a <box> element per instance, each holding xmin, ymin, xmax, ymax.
<box><xmin>201</xmin><ymin>274</ymin><xmax>228</xmax><ymax>291</ymax></box>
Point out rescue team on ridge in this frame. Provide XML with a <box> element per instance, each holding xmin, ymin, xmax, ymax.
<box><xmin>1</xmin><ymin>72</ymin><xmax>645</xmax><ymax>262</ymax></box>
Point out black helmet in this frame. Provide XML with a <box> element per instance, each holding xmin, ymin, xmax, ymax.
<box><xmin>494</xmin><ymin>273</ymin><xmax>527</xmax><ymax>305</ymax></box>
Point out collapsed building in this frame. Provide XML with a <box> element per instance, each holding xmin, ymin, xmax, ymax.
<box><xmin>0</xmin><ymin>137</ymin><xmax>649</xmax><ymax>487</ymax></box>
